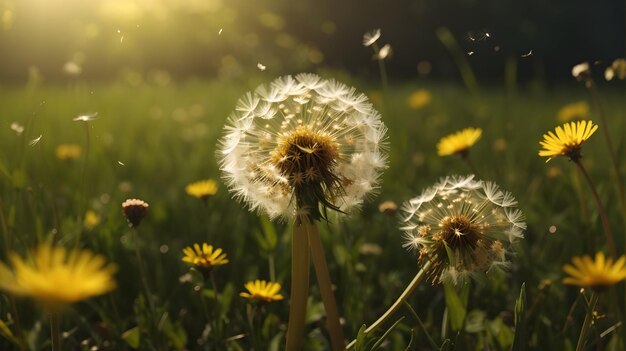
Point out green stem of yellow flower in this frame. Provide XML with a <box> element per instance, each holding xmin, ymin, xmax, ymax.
<box><xmin>50</xmin><ymin>313</ymin><xmax>61</xmax><ymax>351</ymax></box>
<box><xmin>576</xmin><ymin>291</ymin><xmax>599</xmax><ymax>351</ymax></box>
<box><xmin>574</xmin><ymin>160</ymin><xmax>617</xmax><ymax>258</ymax></box>
<box><xmin>345</xmin><ymin>260</ymin><xmax>432</xmax><ymax>350</ymax></box>
<box><xmin>306</xmin><ymin>219</ymin><xmax>345</xmax><ymax>351</ymax></box>
<box><xmin>285</xmin><ymin>216</ymin><xmax>311</xmax><ymax>351</ymax></box>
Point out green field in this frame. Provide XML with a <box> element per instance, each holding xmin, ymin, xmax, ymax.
<box><xmin>1</xmin><ymin>76</ymin><xmax>626</xmax><ymax>350</ymax></box>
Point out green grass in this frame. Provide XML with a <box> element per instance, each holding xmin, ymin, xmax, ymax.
<box><xmin>0</xmin><ymin>76</ymin><xmax>625</xmax><ymax>350</ymax></box>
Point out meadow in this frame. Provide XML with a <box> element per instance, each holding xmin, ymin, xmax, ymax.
<box><xmin>0</xmin><ymin>72</ymin><xmax>626</xmax><ymax>351</ymax></box>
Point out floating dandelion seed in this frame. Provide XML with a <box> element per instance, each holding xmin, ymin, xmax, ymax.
<box><xmin>521</xmin><ymin>50</ymin><xmax>533</xmax><ymax>58</ymax></box>
<box><xmin>73</xmin><ymin>112</ymin><xmax>98</xmax><ymax>122</ymax></box>
<box><xmin>218</xmin><ymin>28</ymin><xmax>223</xmax><ymax>35</ymax></box>
<box><xmin>572</xmin><ymin>62</ymin><xmax>590</xmax><ymax>80</ymax></box>
<box><xmin>217</xmin><ymin>73</ymin><xmax>387</xmax><ymax>220</ymax></box>
<box><xmin>257</xmin><ymin>63</ymin><xmax>266</xmax><ymax>71</ymax></box>
<box><xmin>29</xmin><ymin>135</ymin><xmax>42</xmax><ymax>146</ymax></box>
<box><xmin>363</xmin><ymin>28</ymin><xmax>381</xmax><ymax>47</ymax></box>
<box><xmin>117</xmin><ymin>161</ymin><xmax>125</xmax><ymax>166</ymax></box>
<box><xmin>400</xmin><ymin>175</ymin><xmax>525</xmax><ymax>284</ymax></box>
<box><xmin>467</xmin><ymin>51</ymin><xmax>475</xmax><ymax>56</ymax></box>
<box><xmin>240</xmin><ymin>280</ymin><xmax>284</xmax><ymax>302</ymax></box>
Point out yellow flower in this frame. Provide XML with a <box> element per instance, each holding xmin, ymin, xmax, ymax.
<box><xmin>436</xmin><ymin>128</ymin><xmax>482</xmax><ymax>156</ymax></box>
<box><xmin>0</xmin><ymin>243</ymin><xmax>116</xmax><ymax>311</ymax></box>
<box><xmin>55</xmin><ymin>144</ymin><xmax>81</xmax><ymax>161</ymax></box>
<box><xmin>239</xmin><ymin>280</ymin><xmax>284</xmax><ymax>302</ymax></box>
<box><xmin>84</xmin><ymin>210</ymin><xmax>101</xmax><ymax>230</ymax></box>
<box><xmin>556</xmin><ymin>101</ymin><xmax>590</xmax><ymax>122</ymax></box>
<box><xmin>407</xmin><ymin>89</ymin><xmax>432</xmax><ymax>110</ymax></box>
<box><xmin>563</xmin><ymin>252</ymin><xmax>626</xmax><ymax>292</ymax></box>
<box><xmin>538</xmin><ymin>120</ymin><xmax>598</xmax><ymax>162</ymax></box>
<box><xmin>185</xmin><ymin>179</ymin><xmax>218</xmax><ymax>199</ymax></box>
<box><xmin>182</xmin><ymin>243</ymin><xmax>229</xmax><ymax>269</ymax></box>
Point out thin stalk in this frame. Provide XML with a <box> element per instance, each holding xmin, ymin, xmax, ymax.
<box><xmin>345</xmin><ymin>260</ymin><xmax>432</xmax><ymax>349</ymax></box>
<box><xmin>306</xmin><ymin>219</ymin><xmax>345</xmax><ymax>350</ymax></box>
<box><xmin>285</xmin><ymin>217</ymin><xmax>311</xmax><ymax>351</ymax></box>
<box><xmin>461</xmin><ymin>153</ymin><xmax>480</xmax><ymax>178</ymax></box>
<box><xmin>75</xmin><ymin>122</ymin><xmax>91</xmax><ymax>248</ymax></box>
<box><xmin>574</xmin><ymin>160</ymin><xmax>617</xmax><ymax>258</ymax></box>
<box><xmin>50</xmin><ymin>313</ymin><xmax>61</xmax><ymax>351</ymax></box>
<box><xmin>132</xmin><ymin>230</ymin><xmax>160</xmax><ymax>349</ymax></box>
<box><xmin>575</xmin><ymin>292</ymin><xmax>599</xmax><ymax>351</ymax></box>
<box><xmin>586</xmin><ymin>80</ymin><xmax>625</xmax><ymax>214</ymax></box>
<box><xmin>371</xmin><ymin>43</ymin><xmax>389</xmax><ymax>92</ymax></box>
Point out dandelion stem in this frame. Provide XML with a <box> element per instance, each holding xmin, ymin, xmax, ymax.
<box><xmin>371</xmin><ymin>43</ymin><xmax>389</xmax><ymax>91</ymax></box>
<box><xmin>574</xmin><ymin>160</ymin><xmax>617</xmax><ymax>258</ymax></box>
<box><xmin>50</xmin><ymin>313</ymin><xmax>61</xmax><ymax>351</ymax></box>
<box><xmin>133</xmin><ymin>230</ymin><xmax>160</xmax><ymax>349</ymax></box>
<box><xmin>575</xmin><ymin>291</ymin><xmax>599</xmax><ymax>351</ymax></box>
<box><xmin>345</xmin><ymin>260</ymin><xmax>432</xmax><ymax>349</ymax></box>
<box><xmin>585</xmin><ymin>79</ymin><xmax>625</xmax><ymax>214</ymax></box>
<box><xmin>306</xmin><ymin>219</ymin><xmax>345</xmax><ymax>350</ymax></box>
<box><xmin>285</xmin><ymin>216</ymin><xmax>311</xmax><ymax>351</ymax></box>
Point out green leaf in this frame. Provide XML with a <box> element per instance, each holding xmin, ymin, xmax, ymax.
<box><xmin>260</xmin><ymin>215</ymin><xmax>278</xmax><ymax>250</ymax></box>
<box><xmin>161</xmin><ymin>317</ymin><xmax>187</xmax><ymax>349</ymax></box>
<box><xmin>122</xmin><ymin>327</ymin><xmax>141</xmax><ymax>349</ymax></box>
<box><xmin>512</xmin><ymin>283</ymin><xmax>527</xmax><ymax>351</ymax></box>
<box><xmin>355</xmin><ymin>324</ymin><xmax>367</xmax><ymax>351</ymax></box>
<box><xmin>402</xmin><ymin>301</ymin><xmax>439</xmax><ymax>350</ymax></box>
<box><xmin>443</xmin><ymin>283</ymin><xmax>467</xmax><ymax>332</ymax></box>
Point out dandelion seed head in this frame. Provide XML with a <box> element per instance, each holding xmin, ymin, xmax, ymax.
<box><xmin>362</xmin><ymin>28</ymin><xmax>381</xmax><ymax>47</ymax></box>
<box><xmin>401</xmin><ymin>175</ymin><xmax>525</xmax><ymax>284</ymax></box>
<box><xmin>217</xmin><ymin>73</ymin><xmax>387</xmax><ymax>220</ymax></box>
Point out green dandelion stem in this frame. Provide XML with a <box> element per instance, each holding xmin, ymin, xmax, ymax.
<box><xmin>133</xmin><ymin>230</ymin><xmax>160</xmax><ymax>347</ymax></box>
<box><xmin>345</xmin><ymin>260</ymin><xmax>432</xmax><ymax>350</ymax></box>
<box><xmin>371</xmin><ymin>43</ymin><xmax>389</xmax><ymax>92</ymax></box>
<box><xmin>50</xmin><ymin>313</ymin><xmax>61</xmax><ymax>351</ymax></box>
<box><xmin>306</xmin><ymin>219</ymin><xmax>345</xmax><ymax>351</ymax></box>
<box><xmin>574</xmin><ymin>160</ymin><xmax>617</xmax><ymax>258</ymax></box>
<box><xmin>285</xmin><ymin>216</ymin><xmax>311</xmax><ymax>351</ymax></box>
<box><xmin>575</xmin><ymin>291</ymin><xmax>599</xmax><ymax>351</ymax></box>
<box><xmin>586</xmin><ymin>80</ymin><xmax>625</xmax><ymax>213</ymax></box>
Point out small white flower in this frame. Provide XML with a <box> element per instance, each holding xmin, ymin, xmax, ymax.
<box><xmin>362</xmin><ymin>28</ymin><xmax>381</xmax><ymax>47</ymax></box>
<box><xmin>217</xmin><ymin>73</ymin><xmax>387</xmax><ymax>220</ymax></box>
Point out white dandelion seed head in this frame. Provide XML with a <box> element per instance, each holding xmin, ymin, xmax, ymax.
<box><xmin>217</xmin><ymin>73</ymin><xmax>388</xmax><ymax>221</ymax></box>
<box><xmin>375</xmin><ymin>44</ymin><xmax>392</xmax><ymax>60</ymax></box>
<box><xmin>362</xmin><ymin>28</ymin><xmax>381</xmax><ymax>47</ymax></box>
<box><xmin>400</xmin><ymin>175</ymin><xmax>525</xmax><ymax>284</ymax></box>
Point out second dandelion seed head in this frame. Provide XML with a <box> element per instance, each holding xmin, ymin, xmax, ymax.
<box><xmin>401</xmin><ymin>175</ymin><xmax>525</xmax><ymax>284</ymax></box>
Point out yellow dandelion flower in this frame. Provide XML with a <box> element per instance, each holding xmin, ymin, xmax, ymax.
<box><xmin>239</xmin><ymin>280</ymin><xmax>284</xmax><ymax>302</ymax></box>
<box><xmin>437</xmin><ymin>128</ymin><xmax>482</xmax><ymax>157</ymax></box>
<box><xmin>182</xmin><ymin>243</ymin><xmax>229</xmax><ymax>270</ymax></box>
<box><xmin>538</xmin><ymin>120</ymin><xmax>598</xmax><ymax>162</ymax></box>
<box><xmin>84</xmin><ymin>210</ymin><xmax>101</xmax><ymax>230</ymax></box>
<box><xmin>563</xmin><ymin>252</ymin><xmax>626</xmax><ymax>292</ymax></box>
<box><xmin>0</xmin><ymin>243</ymin><xmax>116</xmax><ymax>311</ymax></box>
<box><xmin>407</xmin><ymin>89</ymin><xmax>432</xmax><ymax>110</ymax></box>
<box><xmin>185</xmin><ymin>179</ymin><xmax>218</xmax><ymax>199</ymax></box>
<box><xmin>55</xmin><ymin>144</ymin><xmax>81</xmax><ymax>161</ymax></box>
<box><xmin>556</xmin><ymin>101</ymin><xmax>590</xmax><ymax>122</ymax></box>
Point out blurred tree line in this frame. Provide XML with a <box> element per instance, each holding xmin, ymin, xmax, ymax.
<box><xmin>0</xmin><ymin>0</ymin><xmax>623</xmax><ymax>84</ymax></box>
